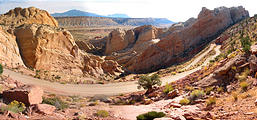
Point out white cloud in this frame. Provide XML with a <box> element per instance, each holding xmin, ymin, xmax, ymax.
<box><xmin>0</xmin><ymin>0</ymin><xmax>256</xmax><ymax>22</ymax></box>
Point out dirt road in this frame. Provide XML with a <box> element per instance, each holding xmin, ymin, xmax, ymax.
<box><xmin>3</xmin><ymin>44</ymin><xmax>221</xmax><ymax>97</ymax></box>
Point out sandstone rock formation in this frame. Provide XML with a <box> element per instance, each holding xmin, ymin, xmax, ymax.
<box><xmin>14</xmin><ymin>24</ymin><xmax>83</xmax><ymax>75</ymax></box>
<box><xmin>0</xmin><ymin>7</ymin><xmax>122</xmax><ymax>80</ymax></box>
<box><xmin>105</xmin><ymin>29</ymin><xmax>129</xmax><ymax>55</ymax></box>
<box><xmin>14</xmin><ymin>24</ymin><xmax>123</xmax><ymax>78</ymax></box>
<box><xmin>105</xmin><ymin>25</ymin><xmax>161</xmax><ymax>55</ymax></box>
<box><xmin>3</xmin><ymin>85</ymin><xmax>44</xmax><ymax>106</ymax></box>
<box><xmin>0</xmin><ymin>26</ymin><xmax>24</xmax><ymax>68</ymax></box>
<box><xmin>105</xmin><ymin>6</ymin><xmax>249</xmax><ymax>73</ymax></box>
<box><xmin>0</xmin><ymin>7</ymin><xmax>58</xmax><ymax>27</ymax></box>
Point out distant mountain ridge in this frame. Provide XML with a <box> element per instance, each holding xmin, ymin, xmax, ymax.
<box><xmin>51</xmin><ymin>9</ymin><xmax>104</xmax><ymax>17</ymax></box>
<box><xmin>55</xmin><ymin>16</ymin><xmax>174</xmax><ymax>27</ymax></box>
<box><xmin>52</xmin><ymin>9</ymin><xmax>131</xmax><ymax>18</ymax></box>
<box><xmin>52</xmin><ymin>9</ymin><xmax>174</xmax><ymax>27</ymax></box>
<box><xmin>107</xmin><ymin>14</ymin><xmax>130</xmax><ymax>18</ymax></box>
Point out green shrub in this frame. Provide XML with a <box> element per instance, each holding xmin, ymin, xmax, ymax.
<box><xmin>185</xmin><ymin>85</ymin><xmax>194</xmax><ymax>91</ymax></box>
<box><xmin>137</xmin><ymin>74</ymin><xmax>161</xmax><ymax>93</ymax></box>
<box><xmin>237</xmin><ymin>68</ymin><xmax>250</xmax><ymax>82</ymax></box>
<box><xmin>179</xmin><ymin>98</ymin><xmax>190</xmax><ymax>105</ymax></box>
<box><xmin>163</xmin><ymin>83</ymin><xmax>174</xmax><ymax>94</ymax></box>
<box><xmin>240</xmin><ymin>81</ymin><xmax>249</xmax><ymax>92</ymax></box>
<box><xmin>1</xmin><ymin>100</ymin><xmax>26</xmax><ymax>113</ymax></box>
<box><xmin>231</xmin><ymin>66</ymin><xmax>237</xmax><ymax>71</ymax></box>
<box><xmin>96</xmin><ymin>110</ymin><xmax>109</xmax><ymax>117</ymax></box>
<box><xmin>205</xmin><ymin>87</ymin><xmax>214</xmax><ymax>95</ymax></box>
<box><xmin>34</xmin><ymin>70</ymin><xmax>41</xmax><ymax>79</ymax></box>
<box><xmin>42</xmin><ymin>97</ymin><xmax>69</xmax><ymax>110</ymax></box>
<box><xmin>189</xmin><ymin>90</ymin><xmax>205</xmax><ymax>101</ymax></box>
<box><xmin>232</xmin><ymin>92</ymin><xmax>238</xmax><ymax>101</ymax></box>
<box><xmin>136</xmin><ymin>111</ymin><xmax>165</xmax><ymax>120</ymax></box>
<box><xmin>209</xmin><ymin>59</ymin><xmax>215</xmax><ymax>63</ymax></box>
<box><xmin>240</xmin><ymin>35</ymin><xmax>251</xmax><ymax>53</ymax></box>
<box><xmin>54</xmin><ymin>75</ymin><xmax>61</xmax><ymax>80</ymax></box>
<box><xmin>171</xmin><ymin>72</ymin><xmax>176</xmax><ymax>75</ymax></box>
<box><xmin>206</xmin><ymin>97</ymin><xmax>216</xmax><ymax>106</ymax></box>
<box><xmin>217</xmin><ymin>87</ymin><xmax>224</xmax><ymax>93</ymax></box>
<box><xmin>0</xmin><ymin>64</ymin><xmax>3</xmax><ymax>75</ymax></box>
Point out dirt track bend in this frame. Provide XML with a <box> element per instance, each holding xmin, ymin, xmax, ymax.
<box><xmin>3</xmin><ymin>44</ymin><xmax>221</xmax><ymax>97</ymax></box>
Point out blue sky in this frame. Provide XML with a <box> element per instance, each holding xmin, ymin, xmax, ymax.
<box><xmin>0</xmin><ymin>0</ymin><xmax>256</xmax><ymax>22</ymax></box>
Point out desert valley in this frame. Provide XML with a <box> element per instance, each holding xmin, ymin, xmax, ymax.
<box><xmin>0</xmin><ymin>1</ymin><xmax>257</xmax><ymax>120</ymax></box>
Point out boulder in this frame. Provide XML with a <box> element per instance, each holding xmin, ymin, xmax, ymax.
<box><xmin>34</xmin><ymin>104</ymin><xmax>56</xmax><ymax>115</ymax></box>
<box><xmin>3</xmin><ymin>85</ymin><xmax>44</xmax><ymax>106</ymax></box>
<box><xmin>167</xmin><ymin>89</ymin><xmax>179</xmax><ymax>99</ymax></box>
<box><xmin>214</xmin><ymin>57</ymin><xmax>236</xmax><ymax>76</ymax></box>
<box><xmin>194</xmin><ymin>74</ymin><xmax>218</xmax><ymax>87</ymax></box>
<box><xmin>250</xmin><ymin>44</ymin><xmax>257</xmax><ymax>54</ymax></box>
<box><xmin>154</xmin><ymin>118</ymin><xmax>174</xmax><ymax>120</ymax></box>
<box><xmin>196</xmin><ymin>57</ymin><xmax>237</xmax><ymax>87</ymax></box>
<box><xmin>8</xmin><ymin>112</ymin><xmax>26</xmax><ymax>120</ymax></box>
<box><xmin>235</xmin><ymin>55</ymin><xmax>247</xmax><ymax>66</ymax></box>
<box><xmin>165</xmin><ymin>102</ymin><xmax>182</xmax><ymax>108</ymax></box>
<box><xmin>249</xmin><ymin>55</ymin><xmax>257</xmax><ymax>74</ymax></box>
<box><xmin>0</xmin><ymin>7</ymin><xmax>58</xmax><ymax>27</ymax></box>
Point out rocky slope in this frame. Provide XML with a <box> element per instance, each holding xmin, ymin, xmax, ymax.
<box><xmin>0</xmin><ymin>7</ymin><xmax>123</xmax><ymax>82</ymax></box>
<box><xmin>105</xmin><ymin>6</ymin><xmax>249</xmax><ymax>73</ymax></box>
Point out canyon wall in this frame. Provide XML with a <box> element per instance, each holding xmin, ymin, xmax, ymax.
<box><xmin>105</xmin><ymin>6</ymin><xmax>249</xmax><ymax>73</ymax></box>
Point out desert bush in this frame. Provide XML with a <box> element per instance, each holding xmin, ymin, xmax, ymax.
<box><xmin>240</xmin><ymin>81</ymin><xmax>249</xmax><ymax>92</ymax></box>
<box><xmin>227</xmin><ymin>52</ymin><xmax>236</xmax><ymax>59</ymax></box>
<box><xmin>54</xmin><ymin>75</ymin><xmax>61</xmax><ymax>80</ymax></box>
<box><xmin>205</xmin><ymin>87</ymin><xmax>214</xmax><ymax>95</ymax></box>
<box><xmin>42</xmin><ymin>97</ymin><xmax>69</xmax><ymax>110</ymax></box>
<box><xmin>137</xmin><ymin>74</ymin><xmax>161</xmax><ymax>94</ymax></box>
<box><xmin>1</xmin><ymin>100</ymin><xmax>26</xmax><ymax>113</ymax></box>
<box><xmin>232</xmin><ymin>92</ymin><xmax>238</xmax><ymax>101</ymax></box>
<box><xmin>231</xmin><ymin>66</ymin><xmax>237</xmax><ymax>71</ymax></box>
<box><xmin>34</xmin><ymin>70</ymin><xmax>41</xmax><ymax>79</ymax></box>
<box><xmin>171</xmin><ymin>72</ymin><xmax>176</xmax><ymax>75</ymax></box>
<box><xmin>240</xmin><ymin>93</ymin><xmax>251</xmax><ymax>99</ymax></box>
<box><xmin>163</xmin><ymin>83</ymin><xmax>174</xmax><ymax>94</ymax></box>
<box><xmin>206</xmin><ymin>97</ymin><xmax>216</xmax><ymax>106</ymax></box>
<box><xmin>136</xmin><ymin>111</ymin><xmax>165</xmax><ymax>120</ymax></box>
<box><xmin>179</xmin><ymin>98</ymin><xmax>190</xmax><ymax>105</ymax></box>
<box><xmin>185</xmin><ymin>85</ymin><xmax>194</xmax><ymax>91</ymax></box>
<box><xmin>214</xmin><ymin>53</ymin><xmax>227</xmax><ymax>61</ymax></box>
<box><xmin>240</xmin><ymin>35</ymin><xmax>251</xmax><ymax>53</ymax></box>
<box><xmin>237</xmin><ymin>68</ymin><xmax>250</xmax><ymax>82</ymax></box>
<box><xmin>217</xmin><ymin>87</ymin><xmax>224</xmax><ymax>93</ymax></box>
<box><xmin>209</xmin><ymin>59</ymin><xmax>215</xmax><ymax>63</ymax></box>
<box><xmin>189</xmin><ymin>90</ymin><xmax>205</xmax><ymax>101</ymax></box>
<box><xmin>96</xmin><ymin>110</ymin><xmax>109</xmax><ymax>117</ymax></box>
<box><xmin>0</xmin><ymin>64</ymin><xmax>3</xmax><ymax>75</ymax></box>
